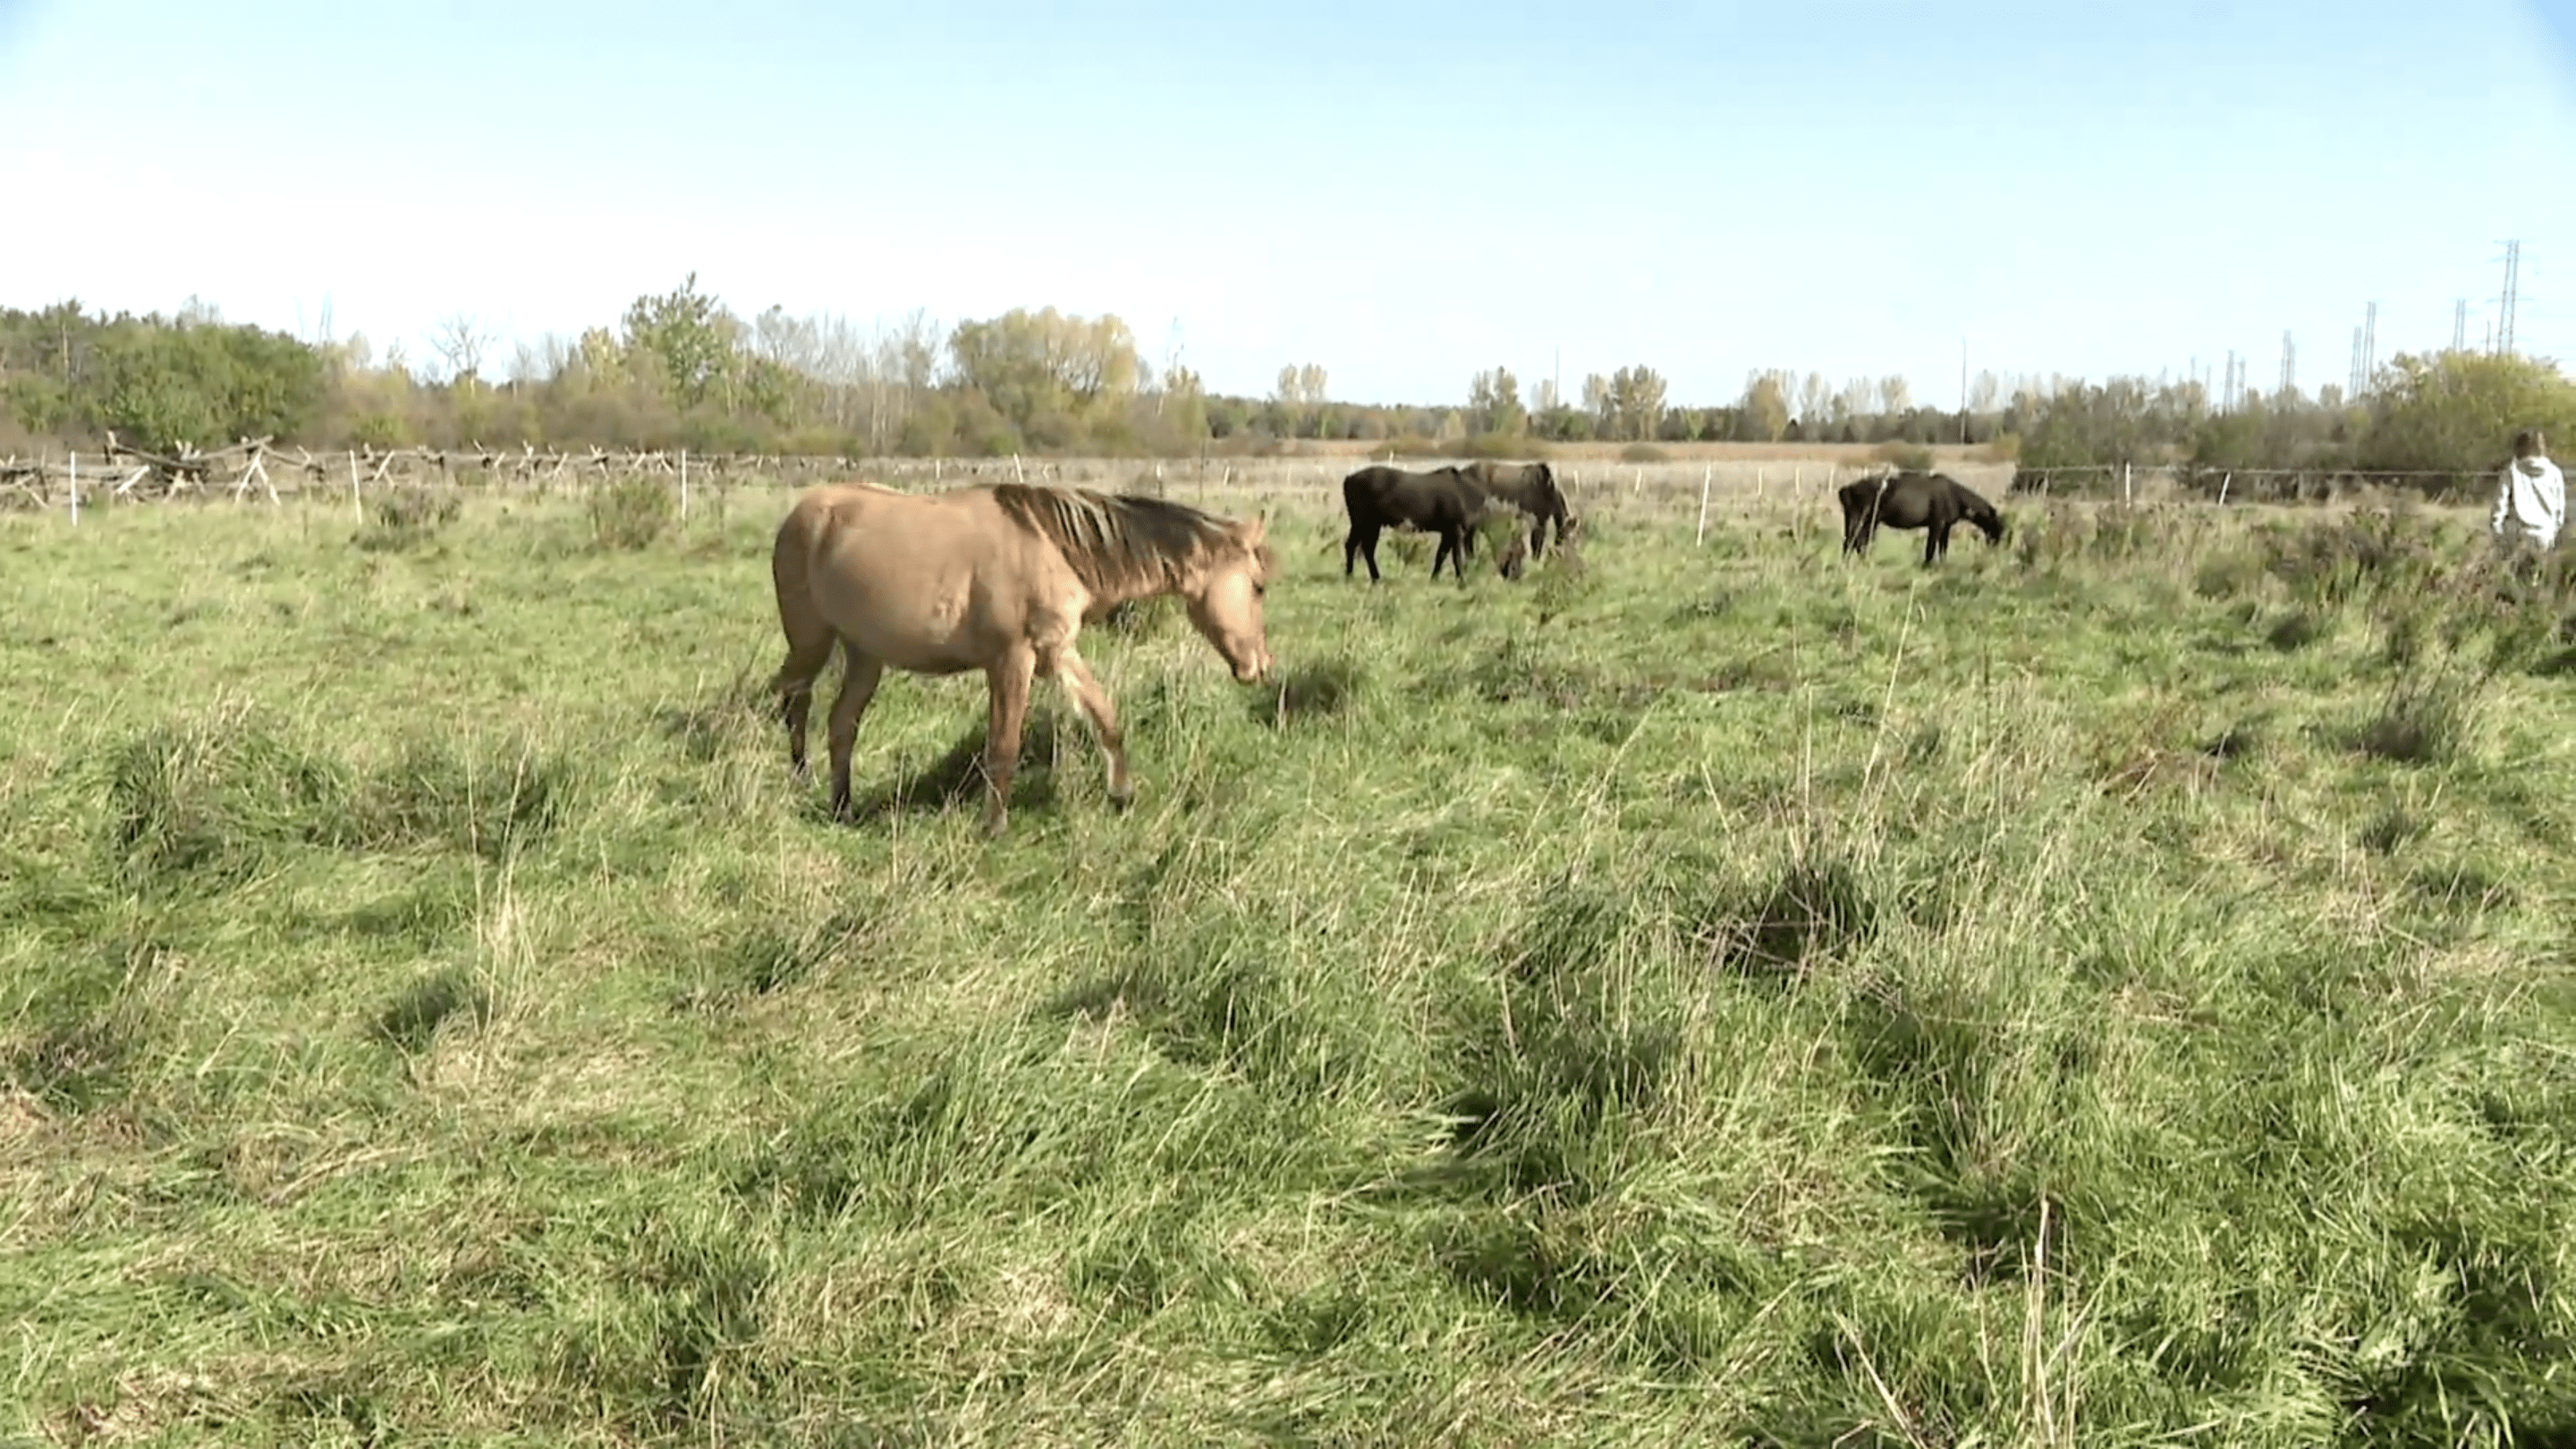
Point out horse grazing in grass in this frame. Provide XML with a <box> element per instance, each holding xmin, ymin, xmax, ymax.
<box><xmin>1838</xmin><ymin>470</ymin><xmax>2008</xmax><ymax>566</ymax></box>
<box><xmin>1341</xmin><ymin>464</ymin><xmax>1505</xmax><ymax>583</ymax></box>
<box><xmin>768</xmin><ymin>481</ymin><xmax>1276</xmax><ymax>836</ymax></box>
<box><xmin>1458</xmin><ymin>460</ymin><xmax>1578</xmax><ymax>559</ymax></box>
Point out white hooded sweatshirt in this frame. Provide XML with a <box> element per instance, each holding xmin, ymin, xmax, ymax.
<box><xmin>2494</xmin><ymin>453</ymin><xmax>2566</xmax><ymax>550</ymax></box>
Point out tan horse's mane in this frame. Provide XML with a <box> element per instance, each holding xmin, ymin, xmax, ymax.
<box><xmin>990</xmin><ymin>483</ymin><xmax>1271</xmax><ymax>599</ymax></box>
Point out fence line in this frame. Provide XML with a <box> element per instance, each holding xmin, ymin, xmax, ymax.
<box><xmin>0</xmin><ymin>439</ymin><xmax>1886</xmax><ymax>516</ymax></box>
<box><xmin>0</xmin><ymin>436</ymin><xmax>2503</xmax><ymax>525</ymax></box>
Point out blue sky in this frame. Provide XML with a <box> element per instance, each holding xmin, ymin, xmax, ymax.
<box><xmin>4</xmin><ymin>0</ymin><xmax>2572</xmax><ymax>408</ymax></box>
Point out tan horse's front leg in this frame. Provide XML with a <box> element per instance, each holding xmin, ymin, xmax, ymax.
<box><xmin>980</xmin><ymin>644</ymin><xmax>1037</xmax><ymax>836</ymax></box>
<box><xmin>1045</xmin><ymin>643</ymin><xmax>1133</xmax><ymax>809</ymax></box>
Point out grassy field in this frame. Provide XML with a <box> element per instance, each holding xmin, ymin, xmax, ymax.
<box><xmin>4</xmin><ymin>478</ymin><xmax>2574</xmax><ymax>1447</ymax></box>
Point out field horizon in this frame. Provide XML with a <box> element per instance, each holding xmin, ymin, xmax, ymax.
<box><xmin>4</xmin><ymin>477</ymin><xmax>2573</xmax><ymax>1446</ymax></box>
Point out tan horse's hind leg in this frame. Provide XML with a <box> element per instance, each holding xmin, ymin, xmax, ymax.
<box><xmin>1044</xmin><ymin>642</ymin><xmax>1133</xmax><ymax>809</ymax></box>
<box><xmin>824</xmin><ymin>644</ymin><xmax>886</xmax><ymax>821</ymax></box>
<box><xmin>773</xmin><ymin>624</ymin><xmax>838</xmax><ymax>775</ymax></box>
<box><xmin>979</xmin><ymin>642</ymin><xmax>1038</xmax><ymax>836</ymax></box>
<box><xmin>768</xmin><ymin>508</ymin><xmax>839</xmax><ymax>775</ymax></box>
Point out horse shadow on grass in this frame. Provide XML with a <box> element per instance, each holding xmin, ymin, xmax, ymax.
<box><xmin>797</xmin><ymin>703</ymin><xmax>1079</xmax><ymax>825</ymax></box>
<box><xmin>1247</xmin><ymin>657</ymin><xmax>1366</xmax><ymax>729</ymax></box>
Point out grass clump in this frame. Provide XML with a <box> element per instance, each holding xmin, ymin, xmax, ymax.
<box><xmin>100</xmin><ymin>706</ymin><xmax>354</xmax><ymax>893</ymax></box>
<box><xmin>97</xmin><ymin>707</ymin><xmax>572</xmax><ymax>890</ymax></box>
<box><xmin>344</xmin><ymin>733</ymin><xmax>571</xmax><ymax>860</ymax></box>
<box><xmin>2355</xmin><ymin>665</ymin><xmax>2487</xmax><ymax>766</ymax></box>
<box><xmin>3</xmin><ymin>929</ymin><xmax>182</xmax><ymax>1111</ymax></box>
<box><xmin>369</xmin><ymin>963</ymin><xmax>494</xmax><ymax>1055</ymax></box>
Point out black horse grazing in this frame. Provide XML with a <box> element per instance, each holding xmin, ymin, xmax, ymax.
<box><xmin>1342</xmin><ymin>464</ymin><xmax>1501</xmax><ymax>582</ymax></box>
<box><xmin>1838</xmin><ymin>470</ymin><xmax>2007</xmax><ymax>566</ymax></box>
<box><xmin>1458</xmin><ymin>460</ymin><xmax>1578</xmax><ymax>558</ymax></box>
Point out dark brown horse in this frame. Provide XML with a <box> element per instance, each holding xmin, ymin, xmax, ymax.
<box><xmin>1341</xmin><ymin>464</ymin><xmax>1502</xmax><ymax>583</ymax></box>
<box><xmin>1838</xmin><ymin>470</ymin><xmax>2007</xmax><ymax>565</ymax></box>
<box><xmin>1457</xmin><ymin>460</ymin><xmax>1577</xmax><ymax>558</ymax></box>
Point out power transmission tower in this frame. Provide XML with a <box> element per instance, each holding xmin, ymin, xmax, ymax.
<box><xmin>2498</xmin><ymin>240</ymin><xmax>2521</xmax><ymax>355</ymax></box>
<box><xmin>2362</xmin><ymin>301</ymin><xmax>2377</xmax><ymax>393</ymax></box>
<box><xmin>2349</xmin><ymin>326</ymin><xmax>2364</xmax><ymax>399</ymax></box>
<box><xmin>2453</xmin><ymin>299</ymin><xmax>2469</xmax><ymax>352</ymax></box>
<box><xmin>1959</xmin><ymin>337</ymin><xmax>1969</xmax><ymax>445</ymax></box>
<box><xmin>2279</xmin><ymin>330</ymin><xmax>2295</xmax><ymax>397</ymax></box>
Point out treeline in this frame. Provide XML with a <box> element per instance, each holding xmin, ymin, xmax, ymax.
<box><xmin>3</xmin><ymin>276</ymin><xmax>2567</xmax><ymax>494</ymax></box>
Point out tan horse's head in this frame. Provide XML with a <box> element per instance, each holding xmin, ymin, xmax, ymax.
<box><xmin>1184</xmin><ymin>514</ymin><xmax>1276</xmax><ymax>683</ymax></box>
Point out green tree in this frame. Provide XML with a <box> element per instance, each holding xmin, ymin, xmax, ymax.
<box><xmin>1269</xmin><ymin>361</ymin><xmax>1327</xmax><ymax>436</ymax></box>
<box><xmin>949</xmin><ymin>307</ymin><xmax>1142</xmax><ymax>445</ymax></box>
<box><xmin>621</xmin><ymin>273</ymin><xmax>738</xmax><ymax>410</ymax></box>
<box><xmin>2360</xmin><ymin>352</ymin><xmax>2576</xmax><ymax>483</ymax></box>
<box><xmin>1154</xmin><ymin>360</ymin><xmax>1208</xmax><ymax>448</ymax></box>
<box><xmin>2017</xmin><ymin>378</ymin><xmax>2179</xmax><ymax>474</ymax></box>
<box><xmin>91</xmin><ymin>315</ymin><xmax>324</xmax><ymax>453</ymax></box>
<box><xmin>1739</xmin><ymin>369</ymin><xmax>1791</xmax><ymax>443</ymax></box>
<box><xmin>1580</xmin><ymin>373</ymin><xmax>1612</xmax><ymax>435</ymax></box>
<box><xmin>1468</xmin><ymin>365</ymin><xmax>1526</xmax><ymax>436</ymax></box>
<box><xmin>1607</xmin><ymin>365</ymin><xmax>1666</xmax><ymax>441</ymax></box>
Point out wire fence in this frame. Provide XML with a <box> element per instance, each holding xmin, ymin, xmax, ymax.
<box><xmin>0</xmin><ymin>434</ymin><xmax>2512</xmax><ymax>531</ymax></box>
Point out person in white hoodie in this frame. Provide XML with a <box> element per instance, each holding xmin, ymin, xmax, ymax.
<box><xmin>2492</xmin><ymin>428</ymin><xmax>2565</xmax><ymax>565</ymax></box>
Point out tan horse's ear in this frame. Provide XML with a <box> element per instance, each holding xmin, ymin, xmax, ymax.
<box><xmin>1241</xmin><ymin>513</ymin><xmax>1268</xmax><ymax>547</ymax></box>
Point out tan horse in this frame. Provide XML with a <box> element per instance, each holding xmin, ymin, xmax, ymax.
<box><xmin>767</xmin><ymin>480</ymin><xmax>1277</xmax><ymax>835</ymax></box>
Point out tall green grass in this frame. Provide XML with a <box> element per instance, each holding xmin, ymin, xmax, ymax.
<box><xmin>1</xmin><ymin>487</ymin><xmax>2572</xmax><ymax>1445</ymax></box>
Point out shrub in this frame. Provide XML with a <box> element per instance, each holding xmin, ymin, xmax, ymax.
<box><xmin>2261</xmin><ymin>507</ymin><xmax>2441</xmax><ymax>611</ymax></box>
<box><xmin>1461</xmin><ymin>432</ymin><xmax>1548</xmax><ymax>462</ymax></box>
<box><xmin>1870</xmin><ymin>441</ymin><xmax>1936</xmax><ymax>473</ymax></box>
<box><xmin>588</xmin><ymin>474</ymin><xmax>676</xmax><ymax>551</ymax></box>
<box><xmin>355</xmin><ymin>485</ymin><xmax>462</xmax><ymax>552</ymax></box>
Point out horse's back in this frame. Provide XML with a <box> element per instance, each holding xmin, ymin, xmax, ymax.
<box><xmin>1346</xmin><ymin>464</ymin><xmax>1471</xmax><ymax>516</ymax></box>
<box><xmin>783</xmin><ymin>484</ymin><xmax>1072</xmax><ymax>674</ymax></box>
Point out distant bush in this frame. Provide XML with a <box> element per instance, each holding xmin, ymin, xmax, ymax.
<box><xmin>355</xmin><ymin>485</ymin><xmax>462</xmax><ymax>552</ymax></box>
<box><xmin>1617</xmin><ymin>442</ymin><xmax>1668</xmax><ymax>463</ymax></box>
<box><xmin>1869</xmin><ymin>441</ymin><xmax>1936</xmax><ymax>473</ymax></box>
<box><xmin>1460</xmin><ymin>432</ymin><xmax>1547</xmax><ymax>461</ymax></box>
<box><xmin>588</xmin><ymin>474</ymin><xmax>676</xmax><ymax>550</ymax></box>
